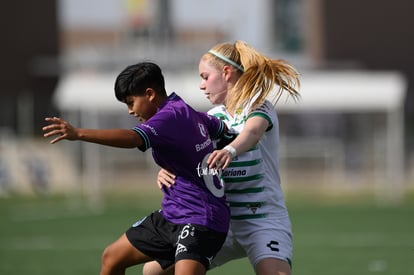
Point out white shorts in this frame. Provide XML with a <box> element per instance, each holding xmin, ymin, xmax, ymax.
<box><xmin>210</xmin><ymin>214</ymin><xmax>293</xmax><ymax>268</ymax></box>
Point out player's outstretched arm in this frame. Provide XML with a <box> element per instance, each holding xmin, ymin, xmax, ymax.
<box><xmin>42</xmin><ymin>117</ymin><xmax>141</xmax><ymax>148</ymax></box>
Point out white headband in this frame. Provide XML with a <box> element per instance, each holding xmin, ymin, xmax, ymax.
<box><xmin>208</xmin><ymin>50</ymin><xmax>244</xmax><ymax>72</ymax></box>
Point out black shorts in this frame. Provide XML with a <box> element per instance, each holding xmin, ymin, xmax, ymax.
<box><xmin>125</xmin><ymin>210</ymin><xmax>227</xmax><ymax>270</ymax></box>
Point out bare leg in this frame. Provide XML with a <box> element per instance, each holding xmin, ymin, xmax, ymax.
<box><xmin>142</xmin><ymin>261</ymin><xmax>175</xmax><ymax>275</ymax></box>
<box><xmin>255</xmin><ymin>258</ymin><xmax>291</xmax><ymax>275</ymax></box>
<box><xmin>100</xmin><ymin>233</ymin><xmax>153</xmax><ymax>275</ymax></box>
<box><xmin>174</xmin><ymin>259</ymin><xmax>205</xmax><ymax>275</ymax></box>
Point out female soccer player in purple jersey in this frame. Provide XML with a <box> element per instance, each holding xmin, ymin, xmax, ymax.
<box><xmin>42</xmin><ymin>62</ymin><xmax>231</xmax><ymax>275</ymax></box>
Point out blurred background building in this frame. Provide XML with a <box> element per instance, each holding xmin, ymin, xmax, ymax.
<box><xmin>0</xmin><ymin>0</ymin><xmax>412</xmax><ymax>201</ymax></box>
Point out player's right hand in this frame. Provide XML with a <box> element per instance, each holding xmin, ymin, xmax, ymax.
<box><xmin>42</xmin><ymin>117</ymin><xmax>78</xmax><ymax>144</ymax></box>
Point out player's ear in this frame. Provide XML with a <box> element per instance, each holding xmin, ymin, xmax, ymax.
<box><xmin>223</xmin><ymin>65</ymin><xmax>233</xmax><ymax>81</ymax></box>
<box><xmin>145</xmin><ymin>88</ymin><xmax>156</xmax><ymax>101</ymax></box>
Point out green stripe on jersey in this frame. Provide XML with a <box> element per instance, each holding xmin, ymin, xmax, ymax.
<box><xmin>223</xmin><ymin>174</ymin><xmax>264</xmax><ymax>183</ymax></box>
<box><xmin>248</xmin><ymin>112</ymin><xmax>273</xmax><ymax>131</ymax></box>
<box><xmin>231</xmin><ymin>213</ymin><xmax>268</xmax><ymax>220</ymax></box>
<box><xmin>228</xmin><ymin>159</ymin><xmax>262</xmax><ymax>167</ymax></box>
<box><xmin>248</xmin><ymin>112</ymin><xmax>272</xmax><ymax>125</ymax></box>
<box><xmin>213</xmin><ymin>113</ymin><xmax>228</xmax><ymax>121</ymax></box>
<box><xmin>226</xmin><ymin>187</ymin><xmax>265</xmax><ymax>194</ymax></box>
<box><xmin>228</xmin><ymin>201</ymin><xmax>266</xmax><ymax>207</ymax></box>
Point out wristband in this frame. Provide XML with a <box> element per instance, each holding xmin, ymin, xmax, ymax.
<box><xmin>223</xmin><ymin>145</ymin><xmax>237</xmax><ymax>158</ymax></box>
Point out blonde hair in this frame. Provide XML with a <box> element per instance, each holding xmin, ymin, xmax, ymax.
<box><xmin>203</xmin><ymin>40</ymin><xmax>300</xmax><ymax>114</ymax></box>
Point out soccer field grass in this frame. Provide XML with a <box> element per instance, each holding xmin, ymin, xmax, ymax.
<box><xmin>1</xmin><ymin>190</ymin><xmax>413</xmax><ymax>275</ymax></box>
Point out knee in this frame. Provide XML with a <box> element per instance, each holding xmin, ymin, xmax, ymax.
<box><xmin>101</xmin><ymin>245</ymin><xmax>111</xmax><ymax>265</ymax></box>
<box><xmin>142</xmin><ymin>261</ymin><xmax>161</xmax><ymax>275</ymax></box>
<box><xmin>255</xmin><ymin>258</ymin><xmax>291</xmax><ymax>275</ymax></box>
<box><xmin>100</xmin><ymin>244</ymin><xmax>119</xmax><ymax>273</ymax></box>
<box><xmin>143</xmin><ymin>261</ymin><xmax>173</xmax><ymax>275</ymax></box>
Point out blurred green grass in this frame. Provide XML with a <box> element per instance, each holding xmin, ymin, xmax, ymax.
<box><xmin>1</xmin><ymin>189</ymin><xmax>413</xmax><ymax>275</ymax></box>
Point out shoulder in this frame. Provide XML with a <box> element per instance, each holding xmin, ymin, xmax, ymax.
<box><xmin>160</xmin><ymin>93</ymin><xmax>195</xmax><ymax>119</ymax></box>
<box><xmin>252</xmin><ymin>100</ymin><xmax>275</xmax><ymax>114</ymax></box>
<box><xmin>248</xmin><ymin>100</ymin><xmax>277</xmax><ymax>127</ymax></box>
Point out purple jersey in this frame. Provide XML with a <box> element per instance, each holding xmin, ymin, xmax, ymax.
<box><xmin>132</xmin><ymin>93</ymin><xmax>230</xmax><ymax>233</ymax></box>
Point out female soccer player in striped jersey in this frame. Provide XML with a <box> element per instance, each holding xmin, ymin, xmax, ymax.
<box><xmin>143</xmin><ymin>41</ymin><xmax>300</xmax><ymax>275</ymax></box>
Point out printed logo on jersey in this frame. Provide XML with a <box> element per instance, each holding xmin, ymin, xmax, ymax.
<box><xmin>249</xmin><ymin>203</ymin><xmax>262</xmax><ymax>214</ymax></box>
<box><xmin>142</xmin><ymin>124</ymin><xmax>158</xmax><ymax>136</ymax></box>
<box><xmin>179</xmin><ymin>224</ymin><xmax>195</xmax><ymax>239</ymax></box>
<box><xmin>222</xmin><ymin>168</ymin><xmax>247</xmax><ymax>177</ymax></box>
<box><xmin>175</xmin><ymin>243</ymin><xmax>188</xmax><ymax>256</ymax></box>
<box><xmin>196</xmin><ymin>153</ymin><xmax>225</xmax><ymax>197</ymax></box>
<box><xmin>235</xmin><ymin>106</ymin><xmax>243</xmax><ymax>116</ymax></box>
<box><xmin>175</xmin><ymin>224</ymin><xmax>193</xmax><ymax>256</ymax></box>
<box><xmin>266</xmin><ymin>240</ymin><xmax>280</xmax><ymax>252</ymax></box>
<box><xmin>198</xmin><ymin>123</ymin><xmax>207</xmax><ymax>137</ymax></box>
<box><xmin>233</xmin><ymin>112</ymin><xmax>247</xmax><ymax>126</ymax></box>
<box><xmin>195</xmin><ymin>138</ymin><xmax>212</xmax><ymax>152</ymax></box>
<box><xmin>205</xmin><ymin>255</ymin><xmax>214</xmax><ymax>265</ymax></box>
<box><xmin>195</xmin><ymin>124</ymin><xmax>211</xmax><ymax>152</ymax></box>
<box><xmin>196</xmin><ymin>162</ymin><xmax>220</xmax><ymax>177</ymax></box>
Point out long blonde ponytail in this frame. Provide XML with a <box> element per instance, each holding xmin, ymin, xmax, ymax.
<box><xmin>207</xmin><ymin>40</ymin><xmax>300</xmax><ymax>114</ymax></box>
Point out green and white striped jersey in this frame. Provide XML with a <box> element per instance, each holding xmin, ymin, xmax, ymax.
<box><xmin>209</xmin><ymin>100</ymin><xmax>289</xmax><ymax>220</ymax></box>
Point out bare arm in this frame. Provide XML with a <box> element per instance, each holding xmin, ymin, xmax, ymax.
<box><xmin>207</xmin><ymin>116</ymin><xmax>269</xmax><ymax>169</ymax></box>
<box><xmin>42</xmin><ymin>117</ymin><xmax>142</xmax><ymax>148</ymax></box>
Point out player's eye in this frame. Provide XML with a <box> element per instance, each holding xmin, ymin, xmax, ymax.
<box><xmin>125</xmin><ymin>100</ymin><xmax>133</xmax><ymax>108</ymax></box>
